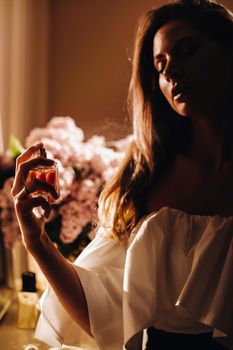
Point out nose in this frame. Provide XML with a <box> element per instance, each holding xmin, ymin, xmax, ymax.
<box><xmin>163</xmin><ymin>58</ymin><xmax>184</xmax><ymax>82</ymax></box>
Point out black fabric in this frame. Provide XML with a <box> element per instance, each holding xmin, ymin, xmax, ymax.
<box><xmin>146</xmin><ymin>327</ymin><xmax>229</xmax><ymax>350</ymax></box>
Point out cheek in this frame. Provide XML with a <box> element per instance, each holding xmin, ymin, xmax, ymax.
<box><xmin>159</xmin><ymin>77</ymin><xmax>171</xmax><ymax>102</ymax></box>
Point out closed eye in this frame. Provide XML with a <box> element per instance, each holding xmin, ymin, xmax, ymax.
<box><xmin>157</xmin><ymin>65</ymin><xmax>165</xmax><ymax>74</ymax></box>
<box><xmin>154</xmin><ymin>36</ymin><xmax>200</xmax><ymax>74</ymax></box>
<box><xmin>154</xmin><ymin>60</ymin><xmax>166</xmax><ymax>74</ymax></box>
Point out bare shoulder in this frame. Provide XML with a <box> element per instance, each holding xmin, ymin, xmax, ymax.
<box><xmin>146</xmin><ymin>155</ymin><xmax>233</xmax><ymax>216</ymax></box>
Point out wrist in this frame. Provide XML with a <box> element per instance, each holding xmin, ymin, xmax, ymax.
<box><xmin>25</xmin><ymin>229</ymin><xmax>51</xmax><ymax>257</ymax></box>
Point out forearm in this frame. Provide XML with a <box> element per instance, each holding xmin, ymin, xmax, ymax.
<box><xmin>29</xmin><ymin>230</ymin><xmax>92</xmax><ymax>336</ymax></box>
<box><xmin>11</xmin><ymin>145</ymin><xmax>92</xmax><ymax>336</ymax></box>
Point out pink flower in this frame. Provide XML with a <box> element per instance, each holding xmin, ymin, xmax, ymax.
<box><xmin>1</xmin><ymin>116</ymin><xmax>132</xmax><ymax>252</ymax></box>
<box><xmin>59</xmin><ymin>199</ymin><xmax>97</xmax><ymax>243</ymax></box>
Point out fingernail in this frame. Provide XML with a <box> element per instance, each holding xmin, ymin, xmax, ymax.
<box><xmin>34</xmin><ymin>142</ymin><xmax>43</xmax><ymax>148</ymax></box>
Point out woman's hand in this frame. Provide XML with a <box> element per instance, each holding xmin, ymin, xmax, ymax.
<box><xmin>11</xmin><ymin>143</ymin><xmax>59</xmax><ymax>251</ymax></box>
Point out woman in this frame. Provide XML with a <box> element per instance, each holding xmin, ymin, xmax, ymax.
<box><xmin>12</xmin><ymin>0</ymin><xmax>233</xmax><ymax>349</ymax></box>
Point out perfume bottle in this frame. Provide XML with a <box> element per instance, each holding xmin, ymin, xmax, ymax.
<box><xmin>26</xmin><ymin>147</ymin><xmax>59</xmax><ymax>204</ymax></box>
<box><xmin>17</xmin><ymin>271</ymin><xmax>39</xmax><ymax>329</ymax></box>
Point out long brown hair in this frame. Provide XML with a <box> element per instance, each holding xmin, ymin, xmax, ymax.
<box><xmin>98</xmin><ymin>0</ymin><xmax>233</xmax><ymax>240</ymax></box>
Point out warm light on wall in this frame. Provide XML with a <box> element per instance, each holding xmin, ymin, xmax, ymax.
<box><xmin>0</xmin><ymin>0</ymin><xmax>49</xmax><ymax>150</ymax></box>
<box><xmin>0</xmin><ymin>114</ymin><xmax>4</xmax><ymax>153</ymax></box>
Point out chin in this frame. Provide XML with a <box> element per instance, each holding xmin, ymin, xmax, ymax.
<box><xmin>172</xmin><ymin>105</ymin><xmax>190</xmax><ymax>118</ymax></box>
<box><xmin>178</xmin><ymin>114</ymin><xmax>189</xmax><ymax>118</ymax></box>
<box><xmin>177</xmin><ymin>102</ymin><xmax>197</xmax><ymax>118</ymax></box>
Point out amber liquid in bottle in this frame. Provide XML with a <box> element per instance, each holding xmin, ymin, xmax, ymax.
<box><xmin>26</xmin><ymin>147</ymin><xmax>59</xmax><ymax>204</ymax></box>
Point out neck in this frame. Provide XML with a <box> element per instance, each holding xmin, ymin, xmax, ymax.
<box><xmin>189</xmin><ymin>117</ymin><xmax>222</xmax><ymax>169</ymax></box>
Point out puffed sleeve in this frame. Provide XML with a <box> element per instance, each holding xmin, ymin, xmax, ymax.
<box><xmin>35</xmin><ymin>228</ymin><xmax>127</xmax><ymax>350</ymax></box>
<box><xmin>123</xmin><ymin>208</ymin><xmax>233</xmax><ymax>347</ymax></box>
<box><xmin>175</xmin><ymin>215</ymin><xmax>233</xmax><ymax>337</ymax></box>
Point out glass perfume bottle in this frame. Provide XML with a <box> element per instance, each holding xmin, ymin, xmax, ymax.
<box><xmin>26</xmin><ymin>147</ymin><xmax>59</xmax><ymax>204</ymax></box>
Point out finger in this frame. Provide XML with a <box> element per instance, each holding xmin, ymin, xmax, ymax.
<box><xmin>16</xmin><ymin>143</ymin><xmax>44</xmax><ymax>170</ymax></box>
<box><xmin>16</xmin><ymin>194</ymin><xmax>51</xmax><ymax>219</ymax></box>
<box><xmin>12</xmin><ymin>158</ymin><xmax>55</xmax><ymax>197</ymax></box>
<box><xmin>16</xmin><ymin>179</ymin><xmax>59</xmax><ymax>203</ymax></box>
<box><xmin>17</xmin><ymin>185</ymin><xmax>31</xmax><ymax>200</ymax></box>
<box><xmin>26</xmin><ymin>197</ymin><xmax>52</xmax><ymax>219</ymax></box>
<box><xmin>12</xmin><ymin>143</ymin><xmax>44</xmax><ymax>196</ymax></box>
<box><xmin>26</xmin><ymin>178</ymin><xmax>59</xmax><ymax>200</ymax></box>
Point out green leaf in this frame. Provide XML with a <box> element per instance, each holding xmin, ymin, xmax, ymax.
<box><xmin>9</xmin><ymin>135</ymin><xmax>25</xmax><ymax>158</ymax></box>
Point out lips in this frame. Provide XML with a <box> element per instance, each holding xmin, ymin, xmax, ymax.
<box><xmin>171</xmin><ymin>84</ymin><xmax>192</xmax><ymax>100</ymax></box>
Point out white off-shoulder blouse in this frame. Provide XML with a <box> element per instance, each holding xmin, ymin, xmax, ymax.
<box><xmin>34</xmin><ymin>207</ymin><xmax>233</xmax><ymax>350</ymax></box>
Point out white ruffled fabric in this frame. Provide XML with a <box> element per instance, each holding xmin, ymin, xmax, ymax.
<box><xmin>35</xmin><ymin>207</ymin><xmax>233</xmax><ymax>350</ymax></box>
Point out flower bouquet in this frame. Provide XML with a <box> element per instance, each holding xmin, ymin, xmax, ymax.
<box><xmin>0</xmin><ymin>116</ymin><xmax>132</xmax><ymax>262</ymax></box>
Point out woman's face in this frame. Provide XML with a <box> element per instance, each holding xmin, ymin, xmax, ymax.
<box><xmin>153</xmin><ymin>19</ymin><xmax>233</xmax><ymax>118</ymax></box>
